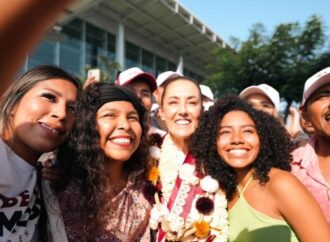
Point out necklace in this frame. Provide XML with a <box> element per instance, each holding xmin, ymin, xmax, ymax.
<box><xmin>146</xmin><ymin>135</ymin><xmax>229</xmax><ymax>241</ymax></box>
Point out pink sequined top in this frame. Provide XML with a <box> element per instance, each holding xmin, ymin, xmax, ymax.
<box><xmin>58</xmin><ymin>170</ymin><xmax>151</xmax><ymax>242</ymax></box>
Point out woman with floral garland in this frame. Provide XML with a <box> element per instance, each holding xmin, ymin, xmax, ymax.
<box><xmin>54</xmin><ymin>83</ymin><xmax>151</xmax><ymax>241</ymax></box>
<box><xmin>146</xmin><ymin>76</ymin><xmax>228</xmax><ymax>242</ymax></box>
<box><xmin>191</xmin><ymin>96</ymin><xmax>330</xmax><ymax>242</ymax></box>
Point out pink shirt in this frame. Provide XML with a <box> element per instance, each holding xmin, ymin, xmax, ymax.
<box><xmin>291</xmin><ymin>135</ymin><xmax>330</xmax><ymax>223</ymax></box>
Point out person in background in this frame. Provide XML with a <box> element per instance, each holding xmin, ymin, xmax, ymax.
<box><xmin>239</xmin><ymin>83</ymin><xmax>280</xmax><ymax>118</ymax></box>
<box><xmin>0</xmin><ymin>65</ymin><xmax>81</xmax><ymax>242</ymax></box>
<box><xmin>239</xmin><ymin>83</ymin><xmax>305</xmax><ymax>142</ymax></box>
<box><xmin>200</xmin><ymin>84</ymin><xmax>215</xmax><ymax>111</ymax></box>
<box><xmin>191</xmin><ymin>95</ymin><xmax>330</xmax><ymax>242</ymax></box>
<box><xmin>0</xmin><ymin>0</ymin><xmax>74</xmax><ymax>96</ymax></box>
<box><xmin>55</xmin><ymin>83</ymin><xmax>151</xmax><ymax>241</ymax></box>
<box><xmin>291</xmin><ymin>67</ymin><xmax>330</xmax><ymax>224</ymax></box>
<box><xmin>115</xmin><ymin>67</ymin><xmax>156</xmax><ymax>112</ymax></box>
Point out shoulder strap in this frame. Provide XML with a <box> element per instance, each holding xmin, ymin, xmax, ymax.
<box><xmin>237</xmin><ymin>175</ymin><xmax>254</xmax><ymax>196</ymax></box>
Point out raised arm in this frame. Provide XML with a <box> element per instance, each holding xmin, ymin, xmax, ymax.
<box><xmin>0</xmin><ymin>0</ymin><xmax>74</xmax><ymax>96</ymax></box>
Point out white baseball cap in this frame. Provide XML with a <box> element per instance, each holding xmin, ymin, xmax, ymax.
<box><xmin>200</xmin><ymin>84</ymin><xmax>214</xmax><ymax>101</ymax></box>
<box><xmin>156</xmin><ymin>71</ymin><xmax>182</xmax><ymax>87</ymax></box>
<box><xmin>301</xmin><ymin>67</ymin><xmax>330</xmax><ymax>106</ymax></box>
<box><xmin>115</xmin><ymin>67</ymin><xmax>157</xmax><ymax>92</ymax></box>
<box><xmin>239</xmin><ymin>84</ymin><xmax>280</xmax><ymax>112</ymax></box>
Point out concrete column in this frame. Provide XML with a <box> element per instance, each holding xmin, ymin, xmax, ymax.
<box><xmin>116</xmin><ymin>22</ymin><xmax>125</xmax><ymax>69</ymax></box>
<box><xmin>176</xmin><ymin>56</ymin><xmax>184</xmax><ymax>74</ymax></box>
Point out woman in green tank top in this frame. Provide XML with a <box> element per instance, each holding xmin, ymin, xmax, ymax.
<box><xmin>191</xmin><ymin>96</ymin><xmax>330</xmax><ymax>242</ymax></box>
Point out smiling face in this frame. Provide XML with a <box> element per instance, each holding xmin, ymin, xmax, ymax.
<box><xmin>9</xmin><ymin>79</ymin><xmax>78</xmax><ymax>163</ymax></box>
<box><xmin>302</xmin><ymin>83</ymin><xmax>330</xmax><ymax>138</ymax></box>
<box><xmin>216</xmin><ymin>110</ymin><xmax>260</xmax><ymax>171</ymax></box>
<box><xmin>246</xmin><ymin>94</ymin><xmax>276</xmax><ymax>117</ymax></box>
<box><xmin>129</xmin><ymin>80</ymin><xmax>153</xmax><ymax>112</ymax></box>
<box><xmin>159</xmin><ymin>79</ymin><xmax>202</xmax><ymax>142</ymax></box>
<box><xmin>96</xmin><ymin>101</ymin><xmax>142</xmax><ymax>163</ymax></box>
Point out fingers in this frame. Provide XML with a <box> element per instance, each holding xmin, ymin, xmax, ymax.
<box><xmin>83</xmin><ymin>76</ymin><xmax>96</xmax><ymax>89</ymax></box>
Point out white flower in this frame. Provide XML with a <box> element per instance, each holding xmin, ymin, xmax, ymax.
<box><xmin>179</xmin><ymin>164</ymin><xmax>199</xmax><ymax>185</ymax></box>
<box><xmin>150</xmin><ymin>204</ymin><xmax>169</xmax><ymax>221</ymax></box>
<box><xmin>200</xmin><ymin>175</ymin><xmax>219</xmax><ymax>193</ymax></box>
<box><xmin>149</xmin><ymin>146</ymin><xmax>161</xmax><ymax>160</ymax></box>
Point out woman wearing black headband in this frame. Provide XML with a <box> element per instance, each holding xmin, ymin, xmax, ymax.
<box><xmin>54</xmin><ymin>83</ymin><xmax>151</xmax><ymax>241</ymax></box>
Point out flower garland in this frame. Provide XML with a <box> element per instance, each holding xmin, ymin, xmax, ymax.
<box><xmin>145</xmin><ymin>135</ymin><xmax>229</xmax><ymax>242</ymax></box>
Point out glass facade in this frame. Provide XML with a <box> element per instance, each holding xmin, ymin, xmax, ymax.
<box><xmin>25</xmin><ymin>18</ymin><xmax>203</xmax><ymax>82</ymax></box>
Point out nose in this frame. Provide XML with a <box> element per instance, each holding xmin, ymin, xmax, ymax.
<box><xmin>178</xmin><ymin>102</ymin><xmax>187</xmax><ymax>115</ymax></box>
<box><xmin>231</xmin><ymin>131</ymin><xmax>244</xmax><ymax>145</ymax></box>
<box><xmin>117</xmin><ymin>115</ymin><xmax>130</xmax><ymax>130</ymax></box>
<box><xmin>51</xmin><ymin>103</ymin><xmax>67</xmax><ymax>121</ymax></box>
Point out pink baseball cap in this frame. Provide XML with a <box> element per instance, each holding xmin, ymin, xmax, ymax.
<box><xmin>156</xmin><ymin>71</ymin><xmax>182</xmax><ymax>87</ymax></box>
<box><xmin>239</xmin><ymin>84</ymin><xmax>280</xmax><ymax>112</ymax></box>
<box><xmin>301</xmin><ymin>67</ymin><xmax>330</xmax><ymax>106</ymax></box>
<box><xmin>115</xmin><ymin>67</ymin><xmax>157</xmax><ymax>92</ymax></box>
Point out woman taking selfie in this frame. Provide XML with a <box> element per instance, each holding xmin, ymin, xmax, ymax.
<box><xmin>0</xmin><ymin>65</ymin><xmax>81</xmax><ymax>242</ymax></box>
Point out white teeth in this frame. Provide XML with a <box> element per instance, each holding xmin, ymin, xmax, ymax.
<box><xmin>112</xmin><ymin>138</ymin><xmax>131</xmax><ymax>144</ymax></box>
<box><xmin>229</xmin><ymin>149</ymin><xmax>247</xmax><ymax>155</ymax></box>
<box><xmin>176</xmin><ymin>120</ymin><xmax>190</xmax><ymax>125</ymax></box>
<box><xmin>41</xmin><ymin>123</ymin><xmax>59</xmax><ymax>134</ymax></box>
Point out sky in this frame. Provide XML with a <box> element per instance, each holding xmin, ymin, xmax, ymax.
<box><xmin>179</xmin><ymin>0</ymin><xmax>330</xmax><ymax>44</ymax></box>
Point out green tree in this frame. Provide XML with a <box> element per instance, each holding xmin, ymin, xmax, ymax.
<box><xmin>206</xmin><ymin>15</ymin><xmax>329</xmax><ymax>116</ymax></box>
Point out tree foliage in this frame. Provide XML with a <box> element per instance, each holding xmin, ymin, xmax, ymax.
<box><xmin>205</xmin><ymin>15</ymin><xmax>329</xmax><ymax>113</ymax></box>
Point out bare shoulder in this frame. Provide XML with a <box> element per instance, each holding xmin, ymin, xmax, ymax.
<box><xmin>266</xmin><ymin>168</ymin><xmax>306</xmax><ymax>197</ymax></box>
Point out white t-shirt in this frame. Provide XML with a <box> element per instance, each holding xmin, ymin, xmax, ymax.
<box><xmin>0</xmin><ymin>138</ymin><xmax>40</xmax><ymax>242</ymax></box>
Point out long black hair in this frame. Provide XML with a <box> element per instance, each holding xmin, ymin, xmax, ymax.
<box><xmin>55</xmin><ymin>82</ymin><xmax>149</xmax><ymax>219</ymax></box>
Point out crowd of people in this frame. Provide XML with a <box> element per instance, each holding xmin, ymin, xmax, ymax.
<box><xmin>0</xmin><ymin>1</ymin><xmax>330</xmax><ymax>242</ymax></box>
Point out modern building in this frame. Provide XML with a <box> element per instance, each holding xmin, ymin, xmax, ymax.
<box><xmin>23</xmin><ymin>0</ymin><xmax>229</xmax><ymax>82</ymax></box>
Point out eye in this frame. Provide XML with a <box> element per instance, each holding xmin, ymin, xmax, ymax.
<box><xmin>128</xmin><ymin>114</ymin><xmax>139</xmax><ymax>122</ymax></box>
<box><xmin>243</xmin><ymin>128</ymin><xmax>255</xmax><ymax>134</ymax></box>
<box><xmin>103</xmin><ymin>113</ymin><xmax>116</xmax><ymax>118</ymax></box>
<box><xmin>67</xmin><ymin>104</ymin><xmax>76</xmax><ymax>114</ymax></box>
<box><xmin>42</xmin><ymin>93</ymin><xmax>56</xmax><ymax>101</ymax></box>
<box><xmin>188</xmin><ymin>101</ymin><xmax>198</xmax><ymax>105</ymax></box>
<box><xmin>219</xmin><ymin>129</ymin><xmax>230</xmax><ymax>135</ymax></box>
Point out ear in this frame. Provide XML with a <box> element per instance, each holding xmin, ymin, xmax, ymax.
<box><xmin>158</xmin><ymin>107</ymin><xmax>165</xmax><ymax>121</ymax></box>
<box><xmin>299</xmin><ymin>105</ymin><xmax>310</xmax><ymax>122</ymax></box>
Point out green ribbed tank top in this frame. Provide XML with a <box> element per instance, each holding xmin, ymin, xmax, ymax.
<box><xmin>228</xmin><ymin>176</ymin><xmax>300</xmax><ymax>242</ymax></box>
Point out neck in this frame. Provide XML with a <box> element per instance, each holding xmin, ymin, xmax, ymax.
<box><xmin>2</xmin><ymin>135</ymin><xmax>40</xmax><ymax>166</ymax></box>
<box><xmin>236</xmin><ymin>168</ymin><xmax>254</xmax><ymax>187</ymax></box>
<box><xmin>315</xmin><ymin>135</ymin><xmax>330</xmax><ymax>157</ymax></box>
<box><xmin>107</xmin><ymin>161</ymin><xmax>127</xmax><ymax>188</ymax></box>
<box><xmin>170</xmin><ymin>134</ymin><xmax>190</xmax><ymax>154</ymax></box>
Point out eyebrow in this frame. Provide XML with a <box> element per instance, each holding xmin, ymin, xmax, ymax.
<box><xmin>219</xmin><ymin>124</ymin><xmax>256</xmax><ymax>129</ymax></box>
<box><xmin>167</xmin><ymin>95</ymin><xmax>199</xmax><ymax>100</ymax></box>
<box><xmin>41</xmin><ymin>87</ymin><xmax>77</xmax><ymax>101</ymax></box>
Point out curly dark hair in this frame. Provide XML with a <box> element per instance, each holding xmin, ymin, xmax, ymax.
<box><xmin>55</xmin><ymin>82</ymin><xmax>149</xmax><ymax>219</ymax></box>
<box><xmin>190</xmin><ymin>95</ymin><xmax>293</xmax><ymax>200</ymax></box>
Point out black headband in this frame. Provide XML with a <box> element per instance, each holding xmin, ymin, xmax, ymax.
<box><xmin>97</xmin><ymin>84</ymin><xmax>145</xmax><ymax>118</ymax></box>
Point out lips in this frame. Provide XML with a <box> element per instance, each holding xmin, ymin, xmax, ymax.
<box><xmin>111</xmin><ymin>137</ymin><xmax>132</xmax><ymax>144</ymax></box>
<box><xmin>175</xmin><ymin>119</ymin><xmax>191</xmax><ymax>125</ymax></box>
<box><xmin>39</xmin><ymin>122</ymin><xmax>65</xmax><ymax>136</ymax></box>
<box><xmin>227</xmin><ymin>148</ymin><xmax>249</xmax><ymax>157</ymax></box>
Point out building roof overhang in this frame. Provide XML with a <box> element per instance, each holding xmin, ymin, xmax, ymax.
<box><xmin>57</xmin><ymin>0</ymin><xmax>230</xmax><ymax>71</ymax></box>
